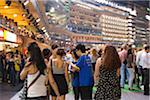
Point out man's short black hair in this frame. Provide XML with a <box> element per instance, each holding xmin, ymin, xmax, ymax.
<box><xmin>76</xmin><ymin>44</ymin><xmax>86</xmax><ymax>53</ymax></box>
<box><xmin>145</xmin><ymin>45</ymin><xmax>149</xmax><ymax>50</ymax></box>
<box><xmin>51</xmin><ymin>44</ymin><xmax>59</xmax><ymax>50</ymax></box>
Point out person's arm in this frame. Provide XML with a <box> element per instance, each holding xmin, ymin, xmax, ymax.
<box><xmin>117</xmin><ymin>68</ymin><xmax>120</xmax><ymax>77</ymax></box>
<box><xmin>94</xmin><ymin>58</ymin><xmax>101</xmax><ymax>82</ymax></box>
<box><xmin>136</xmin><ymin>52</ymin><xmax>140</xmax><ymax>67</ymax></box>
<box><xmin>71</xmin><ymin>56</ymin><xmax>84</xmax><ymax>71</ymax></box>
<box><xmin>48</xmin><ymin>69</ymin><xmax>60</xmax><ymax>96</ymax></box>
<box><xmin>20</xmin><ymin>67</ymin><xmax>29</xmax><ymax>80</ymax></box>
<box><xmin>65</xmin><ymin>63</ymin><xmax>70</xmax><ymax>85</ymax></box>
<box><xmin>20</xmin><ymin>61</ymin><xmax>31</xmax><ymax>80</ymax></box>
<box><xmin>70</xmin><ymin>62</ymin><xmax>80</xmax><ymax>71</ymax></box>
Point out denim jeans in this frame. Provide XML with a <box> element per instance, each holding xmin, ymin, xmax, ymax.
<box><xmin>120</xmin><ymin>63</ymin><xmax>128</xmax><ymax>87</ymax></box>
<box><xmin>127</xmin><ymin>68</ymin><xmax>135</xmax><ymax>88</ymax></box>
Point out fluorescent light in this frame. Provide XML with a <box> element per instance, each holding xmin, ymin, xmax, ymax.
<box><xmin>4</xmin><ymin>6</ymin><xmax>8</xmax><ymax>9</ymax></box>
<box><xmin>13</xmin><ymin>14</ymin><xmax>17</xmax><ymax>17</ymax></box>
<box><xmin>24</xmin><ymin>0</ymin><xmax>29</xmax><ymax>6</ymax></box>
<box><xmin>22</xmin><ymin>14</ymin><xmax>26</xmax><ymax>17</ymax></box>
<box><xmin>43</xmin><ymin>29</ymin><xmax>46</xmax><ymax>32</ymax></box>
<box><xmin>42</xmin><ymin>27</ymin><xmax>45</xmax><ymax>30</ymax></box>
<box><xmin>36</xmin><ymin>18</ymin><xmax>40</xmax><ymax>22</ymax></box>
<box><xmin>76</xmin><ymin>4</ymin><xmax>91</xmax><ymax>10</ymax></box>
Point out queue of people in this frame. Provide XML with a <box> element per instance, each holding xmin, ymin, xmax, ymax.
<box><xmin>1</xmin><ymin>42</ymin><xmax>150</xmax><ymax>100</ymax></box>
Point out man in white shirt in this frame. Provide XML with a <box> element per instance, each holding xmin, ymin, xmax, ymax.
<box><xmin>141</xmin><ymin>45</ymin><xmax>150</xmax><ymax>95</ymax></box>
<box><xmin>136</xmin><ymin>48</ymin><xmax>145</xmax><ymax>86</ymax></box>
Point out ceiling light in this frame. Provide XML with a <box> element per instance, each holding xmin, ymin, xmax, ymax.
<box><xmin>43</xmin><ymin>29</ymin><xmax>46</xmax><ymax>32</ymax></box>
<box><xmin>42</xmin><ymin>27</ymin><xmax>45</xmax><ymax>30</ymax></box>
<box><xmin>22</xmin><ymin>14</ymin><xmax>26</xmax><ymax>17</ymax></box>
<box><xmin>13</xmin><ymin>14</ymin><xmax>17</xmax><ymax>17</ymax></box>
<box><xmin>50</xmin><ymin>7</ymin><xmax>55</xmax><ymax>12</ymax></box>
<box><xmin>36</xmin><ymin>18</ymin><xmax>40</xmax><ymax>22</ymax></box>
<box><xmin>4</xmin><ymin>6</ymin><xmax>8</xmax><ymax>8</ymax></box>
<box><xmin>24</xmin><ymin>0</ymin><xmax>29</xmax><ymax>6</ymax></box>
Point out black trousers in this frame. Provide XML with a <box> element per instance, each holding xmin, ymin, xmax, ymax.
<box><xmin>73</xmin><ymin>87</ymin><xmax>80</xmax><ymax>100</ymax></box>
<box><xmin>143</xmin><ymin>68</ymin><xmax>150</xmax><ymax>95</ymax></box>
<box><xmin>136</xmin><ymin>65</ymin><xmax>144</xmax><ymax>87</ymax></box>
<box><xmin>73</xmin><ymin>86</ymin><xmax>93</xmax><ymax>100</ymax></box>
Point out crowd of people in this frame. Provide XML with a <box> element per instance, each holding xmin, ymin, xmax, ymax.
<box><xmin>0</xmin><ymin>42</ymin><xmax>149</xmax><ymax>100</ymax></box>
<box><xmin>0</xmin><ymin>50</ymin><xmax>26</xmax><ymax>86</ymax></box>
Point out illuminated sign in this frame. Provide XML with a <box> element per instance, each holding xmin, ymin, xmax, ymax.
<box><xmin>0</xmin><ymin>30</ymin><xmax>3</xmax><ymax>39</ymax></box>
<box><xmin>4</xmin><ymin>30</ymin><xmax>17</xmax><ymax>42</ymax></box>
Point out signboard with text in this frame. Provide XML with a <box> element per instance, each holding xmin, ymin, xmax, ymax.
<box><xmin>4</xmin><ymin>30</ymin><xmax>17</xmax><ymax>42</ymax></box>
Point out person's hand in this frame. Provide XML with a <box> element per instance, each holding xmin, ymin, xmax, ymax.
<box><xmin>66</xmin><ymin>60</ymin><xmax>71</xmax><ymax>64</ymax></box>
<box><xmin>71</xmin><ymin>68</ymin><xmax>76</xmax><ymax>72</ymax></box>
<box><xmin>94</xmin><ymin>73</ymin><xmax>99</xmax><ymax>82</ymax></box>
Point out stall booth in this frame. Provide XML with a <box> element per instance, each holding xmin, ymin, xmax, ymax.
<box><xmin>0</xmin><ymin>29</ymin><xmax>22</xmax><ymax>52</ymax></box>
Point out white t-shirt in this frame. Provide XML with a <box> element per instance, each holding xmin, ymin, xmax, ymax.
<box><xmin>136</xmin><ymin>50</ymin><xmax>144</xmax><ymax>67</ymax></box>
<box><xmin>141</xmin><ymin>52</ymin><xmax>150</xmax><ymax>69</ymax></box>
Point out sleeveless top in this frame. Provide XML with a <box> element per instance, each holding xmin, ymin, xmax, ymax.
<box><xmin>51</xmin><ymin>59</ymin><xmax>65</xmax><ymax>74</ymax></box>
<box><xmin>27</xmin><ymin>71</ymin><xmax>47</xmax><ymax>97</ymax></box>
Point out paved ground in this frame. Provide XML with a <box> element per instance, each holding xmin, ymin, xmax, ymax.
<box><xmin>0</xmin><ymin>83</ymin><xmax>149</xmax><ymax>100</ymax></box>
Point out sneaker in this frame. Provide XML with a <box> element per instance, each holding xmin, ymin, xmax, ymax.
<box><xmin>144</xmin><ymin>93</ymin><xmax>149</xmax><ymax>96</ymax></box>
<box><xmin>128</xmin><ymin>88</ymin><xmax>135</xmax><ymax>91</ymax></box>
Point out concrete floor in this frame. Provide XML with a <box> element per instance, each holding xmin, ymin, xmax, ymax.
<box><xmin>0</xmin><ymin>83</ymin><xmax>149</xmax><ymax>100</ymax></box>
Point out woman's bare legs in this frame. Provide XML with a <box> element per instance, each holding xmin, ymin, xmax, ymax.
<box><xmin>52</xmin><ymin>96</ymin><xmax>57</xmax><ymax>100</ymax></box>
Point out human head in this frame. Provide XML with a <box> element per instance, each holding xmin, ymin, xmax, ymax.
<box><xmin>51</xmin><ymin>44</ymin><xmax>59</xmax><ymax>57</ymax></box>
<box><xmin>144</xmin><ymin>45</ymin><xmax>150</xmax><ymax>53</ymax></box>
<box><xmin>102</xmin><ymin>45</ymin><xmax>121</xmax><ymax>70</ymax></box>
<box><xmin>56</xmin><ymin>48</ymin><xmax>66</xmax><ymax>58</ymax></box>
<box><xmin>121</xmin><ymin>44</ymin><xmax>128</xmax><ymax>50</ymax></box>
<box><xmin>71</xmin><ymin>49</ymin><xmax>79</xmax><ymax>61</ymax></box>
<box><xmin>91</xmin><ymin>48</ymin><xmax>97</xmax><ymax>55</ymax></box>
<box><xmin>42</xmin><ymin>48</ymin><xmax>52</xmax><ymax>60</ymax></box>
<box><xmin>76</xmin><ymin>44</ymin><xmax>86</xmax><ymax>57</ymax></box>
<box><xmin>28</xmin><ymin>42</ymin><xmax>46</xmax><ymax>74</ymax></box>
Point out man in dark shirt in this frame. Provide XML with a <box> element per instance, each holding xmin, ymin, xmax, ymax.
<box><xmin>0</xmin><ymin>51</ymin><xmax>6</xmax><ymax>82</ymax></box>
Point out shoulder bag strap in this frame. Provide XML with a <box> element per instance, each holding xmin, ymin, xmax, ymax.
<box><xmin>27</xmin><ymin>72</ymin><xmax>41</xmax><ymax>91</ymax></box>
<box><xmin>50</xmin><ymin>59</ymin><xmax>53</xmax><ymax>73</ymax></box>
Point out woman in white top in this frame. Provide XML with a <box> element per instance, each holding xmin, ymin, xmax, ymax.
<box><xmin>20</xmin><ymin>42</ymin><xmax>60</xmax><ymax>100</ymax></box>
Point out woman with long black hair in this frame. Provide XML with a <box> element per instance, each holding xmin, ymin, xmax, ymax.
<box><xmin>20</xmin><ymin>42</ymin><xmax>60</xmax><ymax>100</ymax></box>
